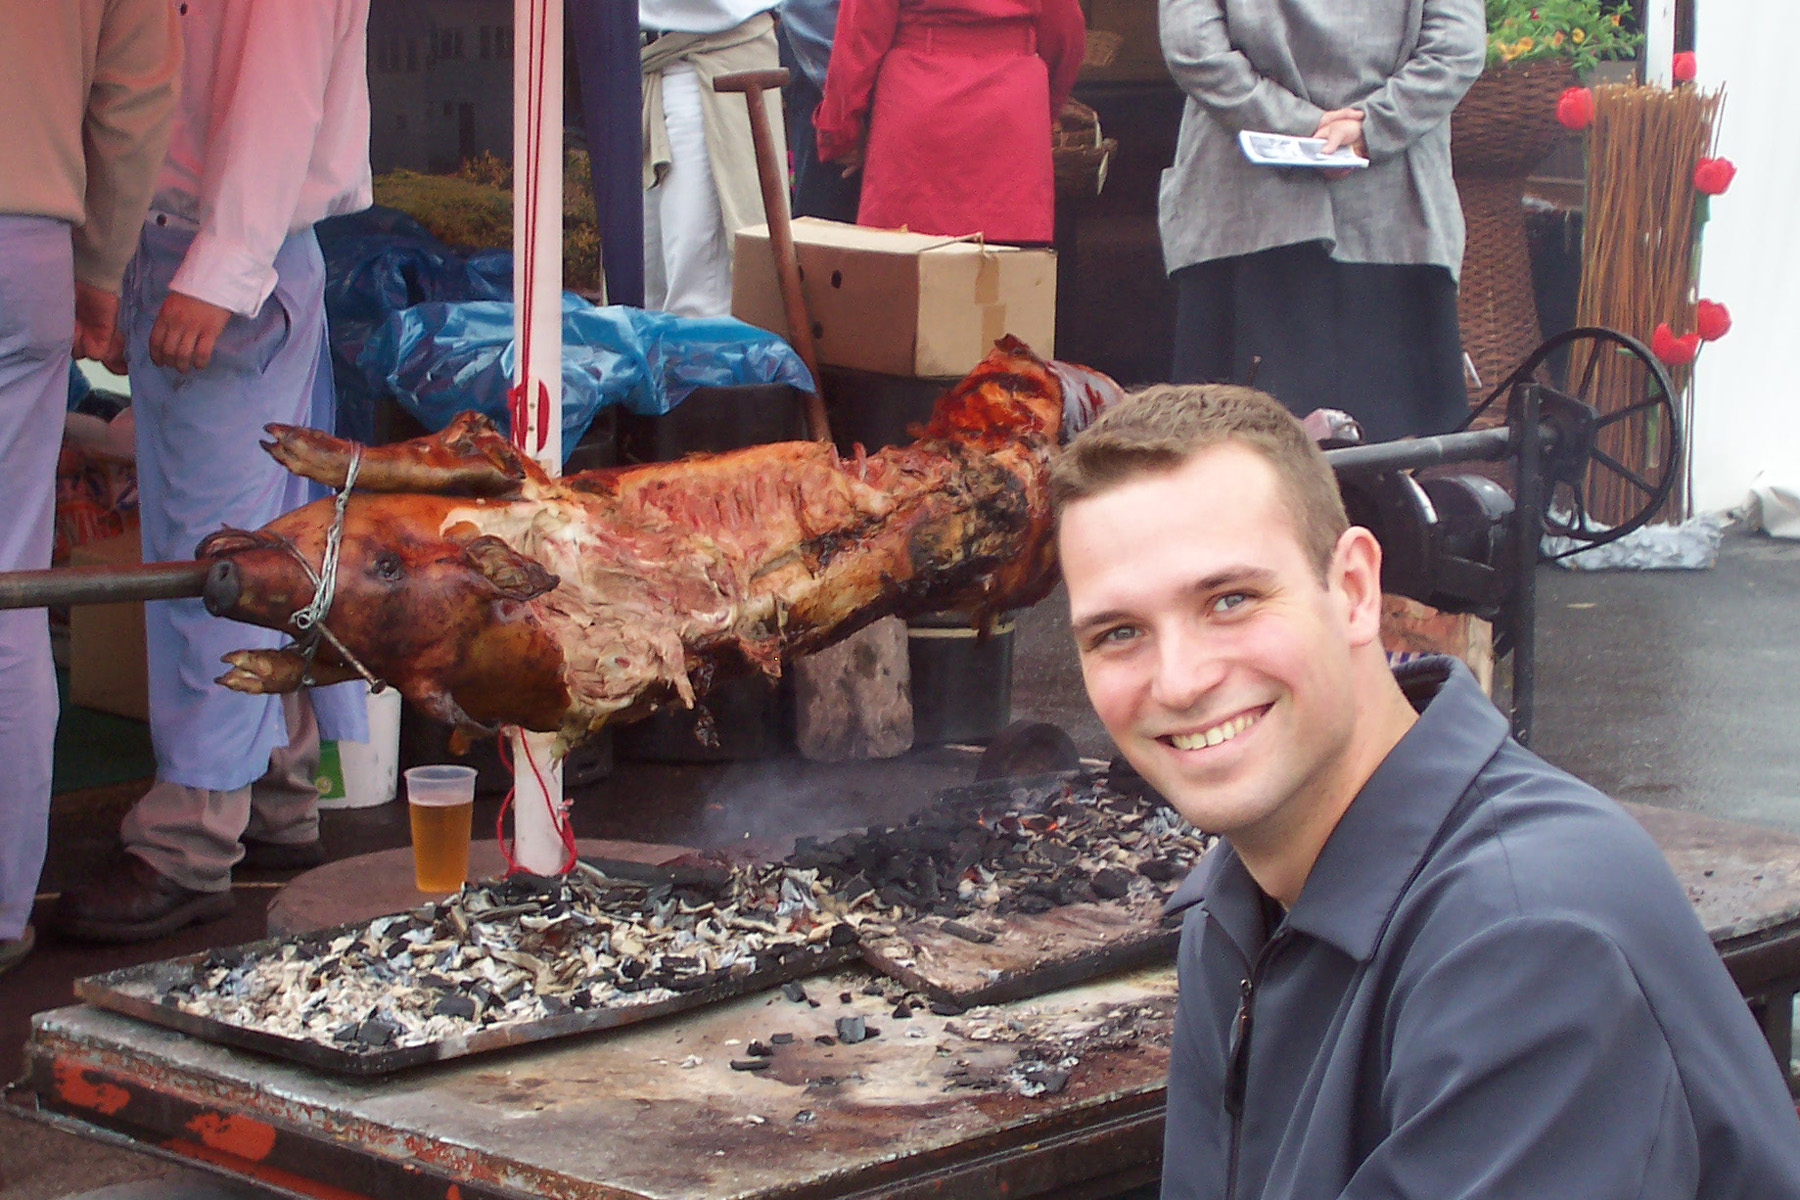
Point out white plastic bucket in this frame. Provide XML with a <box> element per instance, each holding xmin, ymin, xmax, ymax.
<box><xmin>316</xmin><ymin>686</ymin><xmax>404</xmax><ymax>810</ymax></box>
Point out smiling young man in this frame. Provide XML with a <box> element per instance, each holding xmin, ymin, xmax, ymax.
<box><xmin>1053</xmin><ymin>384</ymin><xmax>1800</xmax><ymax>1199</ymax></box>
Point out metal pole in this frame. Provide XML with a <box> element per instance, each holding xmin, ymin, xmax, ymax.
<box><xmin>1509</xmin><ymin>385</ymin><xmax>1544</xmax><ymax>745</ymax></box>
<box><xmin>0</xmin><ymin>561</ymin><xmax>210</xmax><ymax>610</ymax></box>
<box><xmin>1322</xmin><ymin>426</ymin><xmax>1516</xmax><ymax>475</ymax></box>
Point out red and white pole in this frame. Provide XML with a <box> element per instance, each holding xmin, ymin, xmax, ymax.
<box><xmin>510</xmin><ymin>0</ymin><xmax>568</xmax><ymax>874</ymax></box>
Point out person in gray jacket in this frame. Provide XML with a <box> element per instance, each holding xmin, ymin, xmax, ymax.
<box><xmin>1158</xmin><ymin>0</ymin><xmax>1485</xmax><ymax>442</ymax></box>
<box><xmin>1053</xmin><ymin>384</ymin><xmax>1800</xmax><ymax>1198</ymax></box>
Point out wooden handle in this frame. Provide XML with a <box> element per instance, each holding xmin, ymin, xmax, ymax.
<box><xmin>715</xmin><ymin>68</ymin><xmax>831</xmax><ymax>443</ymax></box>
<box><xmin>711</xmin><ymin>68</ymin><xmax>791</xmax><ymax>95</ymax></box>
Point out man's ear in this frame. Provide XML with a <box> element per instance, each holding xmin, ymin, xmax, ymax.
<box><xmin>1330</xmin><ymin>526</ymin><xmax>1385</xmax><ymax>646</ymax></box>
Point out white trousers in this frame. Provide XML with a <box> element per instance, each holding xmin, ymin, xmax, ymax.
<box><xmin>644</xmin><ymin>64</ymin><xmax>734</xmax><ymax>318</ymax></box>
<box><xmin>0</xmin><ymin>216</ymin><xmax>71</xmax><ymax>939</ymax></box>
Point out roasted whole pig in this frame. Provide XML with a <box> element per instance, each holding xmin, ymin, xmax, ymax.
<box><xmin>198</xmin><ymin>338</ymin><xmax>1119</xmax><ymax>748</ymax></box>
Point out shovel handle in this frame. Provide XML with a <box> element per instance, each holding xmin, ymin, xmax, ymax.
<box><xmin>713</xmin><ymin>69</ymin><xmax>832</xmax><ymax>444</ymax></box>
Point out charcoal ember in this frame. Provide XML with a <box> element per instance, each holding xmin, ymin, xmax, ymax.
<box><xmin>793</xmin><ymin>1110</ymin><xmax>816</xmax><ymax>1124</ymax></box>
<box><xmin>670</xmin><ymin>975</ymin><xmax>710</xmax><ymax>993</ymax></box>
<box><xmin>1020</xmin><ymin>1066</ymin><xmax>1071</xmax><ymax>1096</ymax></box>
<box><xmin>877</xmin><ymin>885</ymin><xmax>915</xmax><ymax>909</ymax></box>
<box><xmin>1057</xmin><ymin>881</ymin><xmax>1095</xmax><ymax>906</ymax></box>
<box><xmin>1091</xmin><ymin>867</ymin><xmax>1135</xmax><ymax>901</ymax></box>
<box><xmin>814</xmin><ymin>1034</ymin><xmax>837</xmax><ymax>1046</ymax></box>
<box><xmin>1137</xmin><ymin>858</ymin><xmax>1182</xmax><ymax>883</ymax></box>
<box><xmin>434</xmin><ymin>995</ymin><xmax>478</xmax><ymax>1019</ymax></box>
<box><xmin>839</xmin><ymin>992</ymin><xmax>854</xmax><ymax>1004</ymax></box>
<box><xmin>620</xmin><ymin>958</ymin><xmax>647</xmax><ymax>980</ymax></box>
<box><xmin>781</xmin><ymin>982</ymin><xmax>809</xmax><ymax>1003</ymax></box>
<box><xmin>730</xmin><ymin>1058</ymin><xmax>771</xmax><ymax>1072</ymax></box>
<box><xmin>929</xmin><ymin>999</ymin><xmax>966</xmax><ymax>1017</ymax></box>
<box><xmin>661</xmin><ymin>955</ymin><xmax>699</xmax><ymax>971</ymax></box>
<box><xmin>827</xmin><ymin>924</ymin><xmax>859</xmax><ymax>948</ymax></box>
<box><xmin>540</xmin><ymin>995</ymin><xmax>570</xmax><ymax>1015</ymax></box>
<box><xmin>891</xmin><ymin>1004</ymin><xmax>912</xmax><ymax>1020</ymax></box>
<box><xmin>747</xmin><ymin>1040</ymin><xmax>774</xmax><ymax>1057</ymax></box>
<box><xmin>332</xmin><ymin>1022</ymin><xmax>359</xmax><ymax>1043</ymax></box>
<box><xmin>836</xmin><ymin>1015</ymin><xmax>867</xmax><ymax>1044</ymax></box>
<box><xmin>834</xmin><ymin>874</ymin><xmax>874</xmax><ymax>903</ymax></box>
<box><xmin>1035</xmin><ymin>842</ymin><xmax>1076</xmax><ymax>866</ymax></box>
<box><xmin>1014</xmin><ymin>894</ymin><xmax>1054</xmax><ymax>915</ymax></box>
<box><xmin>356</xmin><ymin>1018</ymin><xmax>400</xmax><ymax>1047</ymax></box>
<box><xmin>770</xmin><ymin>1032</ymin><xmax>795</xmax><ymax>1045</ymax></box>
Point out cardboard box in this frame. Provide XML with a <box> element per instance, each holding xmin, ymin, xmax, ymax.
<box><xmin>731</xmin><ymin>218</ymin><xmax>1057</xmax><ymax>378</ymax></box>
<box><xmin>69</xmin><ymin>529</ymin><xmax>149</xmax><ymax>722</ymax></box>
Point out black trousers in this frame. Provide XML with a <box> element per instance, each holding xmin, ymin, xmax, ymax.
<box><xmin>777</xmin><ymin>40</ymin><xmax>863</xmax><ymax>224</ymax></box>
<box><xmin>1171</xmin><ymin>241</ymin><xmax>1467</xmax><ymax>444</ymax></box>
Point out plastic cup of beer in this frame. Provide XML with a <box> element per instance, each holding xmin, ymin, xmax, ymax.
<box><xmin>404</xmin><ymin>765</ymin><xmax>477</xmax><ymax>893</ymax></box>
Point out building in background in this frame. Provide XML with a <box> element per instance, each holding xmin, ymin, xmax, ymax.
<box><xmin>367</xmin><ymin>0</ymin><xmax>512</xmax><ymax>172</ymax></box>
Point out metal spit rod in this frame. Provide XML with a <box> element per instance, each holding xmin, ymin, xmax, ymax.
<box><xmin>0</xmin><ymin>560</ymin><xmax>211</xmax><ymax>611</ymax></box>
<box><xmin>0</xmin><ymin>422</ymin><xmax>1562</xmax><ymax>614</ymax></box>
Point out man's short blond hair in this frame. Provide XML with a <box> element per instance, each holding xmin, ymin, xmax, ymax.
<box><xmin>1050</xmin><ymin>384</ymin><xmax>1349</xmax><ymax>578</ymax></box>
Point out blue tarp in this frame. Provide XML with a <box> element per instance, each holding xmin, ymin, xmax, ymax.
<box><xmin>317</xmin><ymin>206</ymin><xmax>812</xmax><ymax>461</ymax></box>
<box><xmin>358</xmin><ymin>296</ymin><xmax>814</xmax><ymax>457</ymax></box>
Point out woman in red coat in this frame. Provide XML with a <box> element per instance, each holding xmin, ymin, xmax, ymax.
<box><xmin>813</xmin><ymin>0</ymin><xmax>1085</xmax><ymax>243</ymax></box>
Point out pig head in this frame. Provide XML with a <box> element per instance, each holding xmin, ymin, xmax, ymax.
<box><xmin>198</xmin><ymin>488</ymin><xmax>572</xmax><ymax>741</ymax></box>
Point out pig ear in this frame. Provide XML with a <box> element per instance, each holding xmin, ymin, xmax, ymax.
<box><xmin>463</xmin><ymin>536</ymin><xmax>560</xmax><ymax>602</ymax></box>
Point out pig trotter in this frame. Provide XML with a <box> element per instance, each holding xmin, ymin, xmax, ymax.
<box><xmin>217</xmin><ymin>648</ymin><xmax>359</xmax><ymax>694</ymax></box>
<box><xmin>263</xmin><ymin>411</ymin><xmax>535</xmax><ymax>497</ymax></box>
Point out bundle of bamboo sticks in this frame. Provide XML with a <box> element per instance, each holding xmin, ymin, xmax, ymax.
<box><xmin>1572</xmin><ymin>82</ymin><xmax>1722</xmax><ymax>523</ymax></box>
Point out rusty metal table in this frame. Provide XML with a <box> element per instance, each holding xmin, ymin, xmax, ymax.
<box><xmin>12</xmin><ymin>804</ymin><xmax>1800</xmax><ymax>1199</ymax></box>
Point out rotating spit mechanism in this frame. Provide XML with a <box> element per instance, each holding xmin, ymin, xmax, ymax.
<box><xmin>1332</xmin><ymin>460</ymin><xmax>1513</xmax><ymax>620</ymax></box>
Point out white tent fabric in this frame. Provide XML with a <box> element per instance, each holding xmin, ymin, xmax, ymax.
<box><xmin>1690</xmin><ymin>1</ymin><xmax>1800</xmax><ymax>517</ymax></box>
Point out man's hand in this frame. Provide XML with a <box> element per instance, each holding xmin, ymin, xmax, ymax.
<box><xmin>73</xmin><ymin>283</ymin><xmax>127</xmax><ymax>373</ymax></box>
<box><xmin>1313</xmin><ymin>108</ymin><xmax>1367</xmax><ymax>181</ymax></box>
<box><xmin>149</xmin><ymin>291</ymin><xmax>234</xmax><ymax>373</ymax></box>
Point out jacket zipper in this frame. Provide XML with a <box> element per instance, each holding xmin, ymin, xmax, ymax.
<box><xmin>1224</xmin><ymin>932</ymin><xmax>1285</xmax><ymax>1200</ymax></box>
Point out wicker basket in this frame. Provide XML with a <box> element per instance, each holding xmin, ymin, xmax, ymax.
<box><xmin>1450</xmin><ymin>60</ymin><xmax>1580</xmax><ymax>393</ymax></box>
<box><xmin>1053</xmin><ymin>99</ymin><xmax>1117</xmax><ymax>201</ymax></box>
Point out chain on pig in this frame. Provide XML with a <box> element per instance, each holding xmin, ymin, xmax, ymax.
<box><xmin>284</xmin><ymin>448</ymin><xmax>385</xmax><ymax>692</ymax></box>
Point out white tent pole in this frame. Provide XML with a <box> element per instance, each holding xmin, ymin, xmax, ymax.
<box><xmin>511</xmin><ymin>0</ymin><xmax>567</xmax><ymax>874</ymax></box>
<box><xmin>1643</xmin><ymin>0</ymin><xmax>1676</xmax><ymax>86</ymax></box>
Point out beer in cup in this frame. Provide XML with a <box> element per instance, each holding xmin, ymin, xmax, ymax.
<box><xmin>404</xmin><ymin>765</ymin><xmax>477</xmax><ymax>892</ymax></box>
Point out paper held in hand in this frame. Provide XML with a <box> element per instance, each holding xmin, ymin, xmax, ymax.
<box><xmin>1238</xmin><ymin>130</ymin><xmax>1369</xmax><ymax>169</ymax></box>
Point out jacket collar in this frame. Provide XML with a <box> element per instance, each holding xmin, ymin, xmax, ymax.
<box><xmin>1164</xmin><ymin>656</ymin><xmax>1511</xmax><ymax>963</ymax></box>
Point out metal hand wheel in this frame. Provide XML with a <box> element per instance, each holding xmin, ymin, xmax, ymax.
<box><xmin>1461</xmin><ymin>326</ymin><xmax>1681</xmax><ymax>557</ymax></box>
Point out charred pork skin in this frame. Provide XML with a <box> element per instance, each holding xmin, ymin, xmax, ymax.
<box><xmin>199</xmin><ymin>338</ymin><xmax>1119</xmax><ymax>749</ymax></box>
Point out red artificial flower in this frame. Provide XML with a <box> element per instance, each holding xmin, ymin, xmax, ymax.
<box><xmin>1672</xmin><ymin>51</ymin><xmax>1697</xmax><ymax>83</ymax></box>
<box><xmin>1695</xmin><ymin>299</ymin><xmax>1732</xmax><ymax>341</ymax></box>
<box><xmin>1693</xmin><ymin>156</ymin><xmax>1737</xmax><ymax>195</ymax></box>
<box><xmin>1651</xmin><ymin>322</ymin><xmax>1700</xmax><ymax>366</ymax></box>
<box><xmin>1556</xmin><ymin>87</ymin><xmax>1595</xmax><ymax>130</ymax></box>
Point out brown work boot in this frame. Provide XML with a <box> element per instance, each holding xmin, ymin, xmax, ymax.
<box><xmin>49</xmin><ymin>853</ymin><xmax>235</xmax><ymax>942</ymax></box>
<box><xmin>239</xmin><ymin>836</ymin><xmax>327</xmax><ymax>871</ymax></box>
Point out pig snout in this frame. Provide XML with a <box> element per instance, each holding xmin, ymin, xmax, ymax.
<box><xmin>202</xmin><ymin>559</ymin><xmax>241</xmax><ymax>616</ymax></box>
<box><xmin>195</xmin><ymin>526</ymin><xmax>319</xmax><ymax>630</ymax></box>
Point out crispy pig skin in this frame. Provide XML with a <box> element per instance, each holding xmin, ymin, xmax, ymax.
<box><xmin>203</xmin><ymin>338</ymin><xmax>1120</xmax><ymax>748</ymax></box>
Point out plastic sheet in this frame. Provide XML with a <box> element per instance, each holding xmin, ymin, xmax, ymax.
<box><xmin>358</xmin><ymin>295</ymin><xmax>814</xmax><ymax>461</ymax></box>
<box><xmin>316</xmin><ymin>208</ymin><xmax>513</xmax><ymax>443</ymax></box>
<box><xmin>1745</xmin><ymin>475</ymin><xmax>1800</xmax><ymax>540</ymax></box>
<box><xmin>1544</xmin><ymin>511</ymin><xmax>1730</xmax><ymax>570</ymax></box>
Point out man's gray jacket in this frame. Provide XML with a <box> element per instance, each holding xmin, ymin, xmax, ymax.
<box><xmin>1160</xmin><ymin>657</ymin><xmax>1800</xmax><ymax>1199</ymax></box>
<box><xmin>1157</xmin><ymin>0</ymin><xmax>1484</xmax><ymax>278</ymax></box>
